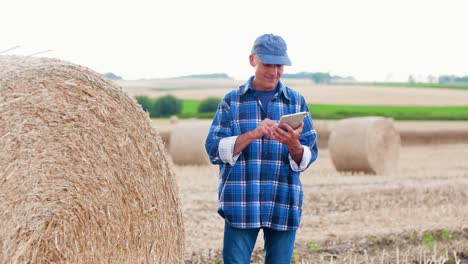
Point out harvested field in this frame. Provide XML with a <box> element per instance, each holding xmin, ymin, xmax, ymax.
<box><xmin>309</xmin><ymin>120</ymin><xmax>468</xmax><ymax>147</ymax></box>
<box><xmin>396</xmin><ymin>121</ymin><xmax>468</xmax><ymax>146</ymax></box>
<box><xmin>150</xmin><ymin>113</ymin><xmax>468</xmax><ymax>263</ymax></box>
<box><xmin>177</xmin><ymin>143</ymin><xmax>468</xmax><ymax>263</ymax></box>
<box><xmin>116</xmin><ymin>78</ymin><xmax>468</xmax><ymax>106</ymax></box>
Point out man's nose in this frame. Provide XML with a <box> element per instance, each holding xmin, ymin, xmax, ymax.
<box><xmin>269</xmin><ymin>65</ymin><xmax>279</xmax><ymax>74</ymax></box>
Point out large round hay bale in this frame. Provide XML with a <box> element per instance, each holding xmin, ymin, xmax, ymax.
<box><xmin>169</xmin><ymin>120</ymin><xmax>212</xmax><ymax>165</ymax></box>
<box><xmin>328</xmin><ymin>117</ymin><xmax>400</xmax><ymax>174</ymax></box>
<box><xmin>0</xmin><ymin>55</ymin><xmax>184</xmax><ymax>263</ymax></box>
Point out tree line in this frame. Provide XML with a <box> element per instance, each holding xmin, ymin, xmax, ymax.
<box><xmin>438</xmin><ymin>75</ymin><xmax>468</xmax><ymax>84</ymax></box>
<box><xmin>135</xmin><ymin>95</ymin><xmax>219</xmax><ymax>118</ymax></box>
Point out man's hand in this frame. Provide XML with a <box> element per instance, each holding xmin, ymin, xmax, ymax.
<box><xmin>233</xmin><ymin>118</ymin><xmax>277</xmax><ymax>155</ymax></box>
<box><xmin>251</xmin><ymin>118</ymin><xmax>277</xmax><ymax>139</ymax></box>
<box><xmin>272</xmin><ymin>122</ymin><xmax>304</xmax><ymax>164</ymax></box>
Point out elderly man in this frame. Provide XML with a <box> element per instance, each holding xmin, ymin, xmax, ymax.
<box><xmin>205</xmin><ymin>33</ymin><xmax>318</xmax><ymax>264</ymax></box>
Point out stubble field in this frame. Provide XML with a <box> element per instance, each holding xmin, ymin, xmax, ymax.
<box><xmin>174</xmin><ymin>143</ymin><xmax>468</xmax><ymax>263</ymax></box>
<box><xmin>120</xmin><ymin>79</ymin><xmax>468</xmax><ymax>263</ymax></box>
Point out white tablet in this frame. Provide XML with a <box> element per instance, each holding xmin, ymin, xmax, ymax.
<box><xmin>278</xmin><ymin>111</ymin><xmax>308</xmax><ymax>129</ymax></box>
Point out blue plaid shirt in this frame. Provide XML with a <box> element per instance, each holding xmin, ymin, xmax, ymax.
<box><xmin>205</xmin><ymin>77</ymin><xmax>318</xmax><ymax>231</ymax></box>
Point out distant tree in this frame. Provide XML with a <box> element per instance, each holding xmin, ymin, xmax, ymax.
<box><xmin>151</xmin><ymin>95</ymin><xmax>182</xmax><ymax>117</ymax></box>
<box><xmin>198</xmin><ymin>97</ymin><xmax>221</xmax><ymax>113</ymax></box>
<box><xmin>102</xmin><ymin>72</ymin><xmax>123</xmax><ymax>80</ymax></box>
<box><xmin>438</xmin><ymin>75</ymin><xmax>454</xmax><ymax>83</ymax></box>
<box><xmin>281</xmin><ymin>72</ymin><xmax>354</xmax><ymax>83</ymax></box>
<box><xmin>135</xmin><ymin>95</ymin><xmax>153</xmax><ymax>113</ymax></box>
<box><xmin>408</xmin><ymin>75</ymin><xmax>415</xmax><ymax>83</ymax></box>
<box><xmin>439</xmin><ymin>75</ymin><xmax>468</xmax><ymax>83</ymax></box>
<box><xmin>311</xmin><ymin>72</ymin><xmax>332</xmax><ymax>83</ymax></box>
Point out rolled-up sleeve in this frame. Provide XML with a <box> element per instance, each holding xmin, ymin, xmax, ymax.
<box><xmin>205</xmin><ymin>96</ymin><xmax>234</xmax><ymax>165</ymax></box>
<box><xmin>289</xmin><ymin>145</ymin><xmax>312</xmax><ymax>172</ymax></box>
<box><xmin>292</xmin><ymin>97</ymin><xmax>319</xmax><ymax>171</ymax></box>
<box><xmin>219</xmin><ymin>136</ymin><xmax>241</xmax><ymax>166</ymax></box>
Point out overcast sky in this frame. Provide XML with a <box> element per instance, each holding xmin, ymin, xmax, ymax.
<box><xmin>2</xmin><ymin>0</ymin><xmax>468</xmax><ymax>81</ymax></box>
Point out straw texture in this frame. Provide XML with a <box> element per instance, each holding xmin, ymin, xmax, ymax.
<box><xmin>0</xmin><ymin>55</ymin><xmax>184</xmax><ymax>263</ymax></box>
<box><xmin>169</xmin><ymin>120</ymin><xmax>211</xmax><ymax>165</ymax></box>
<box><xmin>328</xmin><ymin>117</ymin><xmax>400</xmax><ymax>174</ymax></box>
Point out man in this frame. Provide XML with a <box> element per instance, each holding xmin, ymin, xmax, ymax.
<box><xmin>205</xmin><ymin>33</ymin><xmax>318</xmax><ymax>264</ymax></box>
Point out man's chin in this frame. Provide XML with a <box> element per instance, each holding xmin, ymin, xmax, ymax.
<box><xmin>254</xmin><ymin>78</ymin><xmax>278</xmax><ymax>90</ymax></box>
<box><xmin>267</xmin><ymin>81</ymin><xmax>279</xmax><ymax>89</ymax></box>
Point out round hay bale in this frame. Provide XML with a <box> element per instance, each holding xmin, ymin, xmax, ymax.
<box><xmin>0</xmin><ymin>55</ymin><xmax>184</xmax><ymax>263</ymax></box>
<box><xmin>158</xmin><ymin>127</ymin><xmax>173</xmax><ymax>149</ymax></box>
<box><xmin>169</xmin><ymin>115</ymin><xmax>179</xmax><ymax>124</ymax></box>
<box><xmin>313</xmin><ymin>120</ymin><xmax>330</xmax><ymax>148</ymax></box>
<box><xmin>169</xmin><ymin>120</ymin><xmax>212</xmax><ymax>165</ymax></box>
<box><xmin>328</xmin><ymin>117</ymin><xmax>400</xmax><ymax>174</ymax></box>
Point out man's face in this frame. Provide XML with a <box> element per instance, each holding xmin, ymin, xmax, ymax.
<box><xmin>249</xmin><ymin>54</ymin><xmax>284</xmax><ymax>91</ymax></box>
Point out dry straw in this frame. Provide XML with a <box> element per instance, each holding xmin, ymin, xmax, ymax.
<box><xmin>328</xmin><ymin>116</ymin><xmax>400</xmax><ymax>174</ymax></box>
<box><xmin>0</xmin><ymin>55</ymin><xmax>184</xmax><ymax>263</ymax></box>
<box><xmin>169</xmin><ymin>120</ymin><xmax>212</xmax><ymax>166</ymax></box>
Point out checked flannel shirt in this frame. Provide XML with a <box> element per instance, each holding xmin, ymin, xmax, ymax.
<box><xmin>205</xmin><ymin>76</ymin><xmax>318</xmax><ymax>231</ymax></box>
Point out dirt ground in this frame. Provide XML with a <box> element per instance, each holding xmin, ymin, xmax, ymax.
<box><xmin>175</xmin><ymin>142</ymin><xmax>468</xmax><ymax>263</ymax></box>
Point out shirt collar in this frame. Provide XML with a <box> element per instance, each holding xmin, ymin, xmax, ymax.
<box><xmin>239</xmin><ymin>76</ymin><xmax>291</xmax><ymax>100</ymax></box>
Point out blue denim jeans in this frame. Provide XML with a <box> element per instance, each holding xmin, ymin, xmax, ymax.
<box><xmin>223</xmin><ymin>222</ymin><xmax>297</xmax><ymax>264</ymax></box>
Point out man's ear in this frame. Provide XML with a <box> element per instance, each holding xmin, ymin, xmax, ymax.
<box><xmin>249</xmin><ymin>54</ymin><xmax>256</xmax><ymax>67</ymax></box>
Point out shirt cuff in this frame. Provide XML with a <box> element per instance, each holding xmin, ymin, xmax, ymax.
<box><xmin>289</xmin><ymin>145</ymin><xmax>312</xmax><ymax>172</ymax></box>
<box><xmin>219</xmin><ymin>136</ymin><xmax>241</xmax><ymax>166</ymax></box>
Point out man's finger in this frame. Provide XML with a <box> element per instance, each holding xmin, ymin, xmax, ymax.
<box><xmin>279</xmin><ymin>122</ymin><xmax>291</xmax><ymax>132</ymax></box>
<box><xmin>294</xmin><ymin>122</ymin><xmax>304</xmax><ymax>131</ymax></box>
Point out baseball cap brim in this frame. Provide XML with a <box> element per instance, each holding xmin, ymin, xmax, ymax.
<box><xmin>257</xmin><ymin>53</ymin><xmax>292</xmax><ymax>66</ymax></box>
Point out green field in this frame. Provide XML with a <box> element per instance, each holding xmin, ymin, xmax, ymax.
<box><xmin>180</xmin><ymin>100</ymin><xmax>468</xmax><ymax>120</ymax></box>
<box><xmin>308</xmin><ymin>104</ymin><xmax>468</xmax><ymax>120</ymax></box>
<box><xmin>340</xmin><ymin>82</ymin><xmax>468</xmax><ymax>90</ymax></box>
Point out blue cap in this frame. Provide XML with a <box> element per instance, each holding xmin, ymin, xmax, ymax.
<box><xmin>251</xmin><ymin>34</ymin><xmax>292</xmax><ymax>66</ymax></box>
